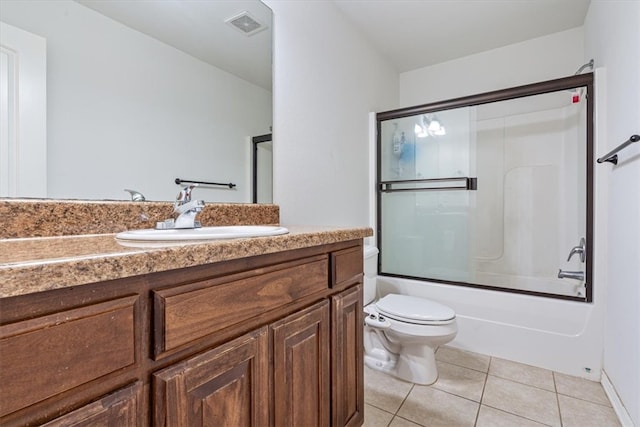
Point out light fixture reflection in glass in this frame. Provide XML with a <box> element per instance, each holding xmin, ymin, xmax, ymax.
<box><xmin>414</xmin><ymin>115</ymin><xmax>446</xmax><ymax>138</ymax></box>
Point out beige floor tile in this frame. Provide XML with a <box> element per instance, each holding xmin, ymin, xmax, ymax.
<box><xmin>389</xmin><ymin>416</ymin><xmax>423</xmax><ymax>427</ymax></box>
<box><xmin>436</xmin><ymin>346</ymin><xmax>491</xmax><ymax>373</ymax></box>
<box><xmin>397</xmin><ymin>385</ymin><xmax>479</xmax><ymax>427</ymax></box>
<box><xmin>365</xmin><ymin>365</ymin><xmax>414</xmax><ymax>413</ymax></box>
<box><xmin>554</xmin><ymin>372</ymin><xmax>611</xmax><ymax>406</ymax></box>
<box><xmin>489</xmin><ymin>357</ymin><xmax>555</xmax><ymax>391</ymax></box>
<box><xmin>558</xmin><ymin>394</ymin><xmax>621</xmax><ymax>427</ymax></box>
<box><xmin>476</xmin><ymin>405</ymin><xmax>548</xmax><ymax>427</ymax></box>
<box><xmin>363</xmin><ymin>403</ymin><xmax>395</xmax><ymax>427</ymax></box>
<box><xmin>482</xmin><ymin>375</ymin><xmax>560</xmax><ymax>427</ymax></box>
<box><xmin>432</xmin><ymin>361</ymin><xmax>487</xmax><ymax>402</ymax></box>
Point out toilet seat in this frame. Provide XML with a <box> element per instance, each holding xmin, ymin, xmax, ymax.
<box><xmin>375</xmin><ymin>294</ymin><xmax>455</xmax><ymax>325</ymax></box>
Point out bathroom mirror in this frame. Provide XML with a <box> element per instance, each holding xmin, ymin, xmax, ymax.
<box><xmin>0</xmin><ymin>0</ymin><xmax>272</xmax><ymax>202</ymax></box>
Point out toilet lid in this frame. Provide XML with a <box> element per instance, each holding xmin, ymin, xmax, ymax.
<box><xmin>375</xmin><ymin>294</ymin><xmax>455</xmax><ymax>324</ymax></box>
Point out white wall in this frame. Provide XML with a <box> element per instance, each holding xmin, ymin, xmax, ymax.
<box><xmin>585</xmin><ymin>2</ymin><xmax>640</xmax><ymax>425</ymax></box>
<box><xmin>264</xmin><ymin>0</ymin><xmax>398</xmax><ymax>227</ymax></box>
<box><xmin>1</xmin><ymin>0</ymin><xmax>271</xmax><ymax>202</ymax></box>
<box><xmin>400</xmin><ymin>27</ymin><xmax>584</xmax><ymax>106</ymax></box>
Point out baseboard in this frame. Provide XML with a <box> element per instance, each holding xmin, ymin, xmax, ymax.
<box><xmin>602</xmin><ymin>370</ymin><xmax>635</xmax><ymax>427</ymax></box>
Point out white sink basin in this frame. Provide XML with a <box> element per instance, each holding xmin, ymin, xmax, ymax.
<box><xmin>115</xmin><ymin>225</ymin><xmax>289</xmax><ymax>244</ymax></box>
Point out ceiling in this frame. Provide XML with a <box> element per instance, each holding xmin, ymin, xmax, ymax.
<box><xmin>76</xmin><ymin>0</ymin><xmax>273</xmax><ymax>90</ymax></box>
<box><xmin>332</xmin><ymin>0</ymin><xmax>591</xmax><ymax>72</ymax></box>
<box><xmin>73</xmin><ymin>0</ymin><xmax>591</xmax><ymax>90</ymax></box>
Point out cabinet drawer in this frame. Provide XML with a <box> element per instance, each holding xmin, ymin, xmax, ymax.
<box><xmin>154</xmin><ymin>256</ymin><xmax>328</xmax><ymax>356</ymax></box>
<box><xmin>331</xmin><ymin>246</ymin><xmax>363</xmax><ymax>289</ymax></box>
<box><xmin>42</xmin><ymin>381</ymin><xmax>143</xmax><ymax>427</ymax></box>
<box><xmin>0</xmin><ymin>296</ymin><xmax>138</xmax><ymax>417</ymax></box>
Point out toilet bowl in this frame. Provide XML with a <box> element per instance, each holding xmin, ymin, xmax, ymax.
<box><xmin>363</xmin><ymin>245</ymin><xmax>457</xmax><ymax>385</ymax></box>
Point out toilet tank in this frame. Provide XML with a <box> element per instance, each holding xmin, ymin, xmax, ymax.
<box><xmin>363</xmin><ymin>245</ymin><xmax>379</xmax><ymax>277</ymax></box>
<box><xmin>363</xmin><ymin>245</ymin><xmax>379</xmax><ymax>305</ymax></box>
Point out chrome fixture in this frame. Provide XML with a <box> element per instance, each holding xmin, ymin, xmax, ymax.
<box><xmin>574</xmin><ymin>59</ymin><xmax>594</xmax><ymax>75</ymax></box>
<box><xmin>558</xmin><ymin>269</ymin><xmax>585</xmax><ymax>281</ymax></box>
<box><xmin>124</xmin><ymin>188</ymin><xmax>146</xmax><ymax>202</ymax></box>
<box><xmin>155</xmin><ymin>184</ymin><xmax>205</xmax><ymax>230</ymax></box>
<box><xmin>566</xmin><ymin>237</ymin><xmax>586</xmax><ymax>263</ymax></box>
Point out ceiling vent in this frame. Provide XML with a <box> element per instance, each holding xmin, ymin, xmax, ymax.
<box><xmin>225</xmin><ymin>11</ymin><xmax>266</xmax><ymax>37</ymax></box>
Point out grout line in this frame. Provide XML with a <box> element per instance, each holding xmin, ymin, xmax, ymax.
<box><xmin>487</xmin><ymin>372</ymin><xmax>557</xmax><ymax>393</ymax></box>
<box><xmin>480</xmin><ymin>404</ymin><xmax>557</xmax><ymax>427</ymax></box>
<box><xmin>365</xmin><ymin>402</ymin><xmax>398</xmax><ymax>418</ymax></box>
<box><xmin>556</xmin><ymin>392</ymin><xmax>616</xmax><ymax>408</ymax></box>
<box><xmin>390</xmin><ymin>414</ymin><xmax>426</xmax><ymax>427</ymax></box>
<box><xmin>474</xmin><ymin>357</ymin><xmax>492</xmax><ymax>426</ymax></box>
<box><xmin>553</xmin><ymin>372</ymin><xmax>564</xmax><ymax>427</ymax></box>
<box><xmin>395</xmin><ymin>383</ymin><xmax>415</xmax><ymax>416</ymax></box>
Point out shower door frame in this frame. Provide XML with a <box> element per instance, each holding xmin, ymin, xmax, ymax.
<box><xmin>376</xmin><ymin>73</ymin><xmax>594</xmax><ymax>302</ymax></box>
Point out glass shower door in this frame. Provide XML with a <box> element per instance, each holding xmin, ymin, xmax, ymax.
<box><xmin>379</xmin><ymin>106</ymin><xmax>478</xmax><ymax>283</ymax></box>
<box><xmin>377</xmin><ymin>75</ymin><xmax>592</xmax><ymax>300</ymax></box>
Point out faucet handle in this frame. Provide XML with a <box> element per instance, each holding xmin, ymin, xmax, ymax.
<box><xmin>566</xmin><ymin>237</ymin><xmax>586</xmax><ymax>263</ymax></box>
<box><xmin>175</xmin><ymin>184</ymin><xmax>198</xmax><ymax>205</ymax></box>
<box><xmin>124</xmin><ymin>188</ymin><xmax>145</xmax><ymax>202</ymax></box>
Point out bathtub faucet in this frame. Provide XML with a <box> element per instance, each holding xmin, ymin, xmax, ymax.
<box><xmin>557</xmin><ymin>269</ymin><xmax>584</xmax><ymax>281</ymax></box>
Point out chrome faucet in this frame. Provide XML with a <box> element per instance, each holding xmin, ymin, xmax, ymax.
<box><xmin>557</xmin><ymin>269</ymin><xmax>584</xmax><ymax>281</ymax></box>
<box><xmin>124</xmin><ymin>188</ymin><xmax>146</xmax><ymax>202</ymax></box>
<box><xmin>155</xmin><ymin>184</ymin><xmax>205</xmax><ymax>229</ymax></box>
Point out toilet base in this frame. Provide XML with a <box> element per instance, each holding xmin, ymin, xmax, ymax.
<box><xmin>364</xmin><ymin>334</ymin><xmax>439</xmax><ymax>385</ymax></box>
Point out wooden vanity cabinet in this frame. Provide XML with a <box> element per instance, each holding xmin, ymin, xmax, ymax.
<box><xmin>0</xmin><ymin>240</ymin><xmax>364</xmax><ymax>427</ymax></box>
<box><xmin>153</xmin><ymin>327</ymin><xmax>270</xmax><ymax>426</ymax></box>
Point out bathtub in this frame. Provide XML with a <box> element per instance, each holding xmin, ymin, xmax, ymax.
<box><xmin>376</xmin><ymin>275</ymin><xmax>604</xmax><ymax>380</ymax></box>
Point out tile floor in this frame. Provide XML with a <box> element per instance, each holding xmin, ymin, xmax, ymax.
<box><xmin>363</xmin><ymin>346</ymin><xmax>621</xmax><ymax>427</ymax></box>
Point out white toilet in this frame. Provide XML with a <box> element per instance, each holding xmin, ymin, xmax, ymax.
<box><xmin>363</xmin><ymin>245</ymin><xmax>457</xmax><ymax>385</ymax></box>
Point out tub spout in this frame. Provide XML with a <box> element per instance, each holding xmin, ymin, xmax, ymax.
<box><xmin>557</xmin><ymin>269</ymin><xmax>584</xmax><ymax>281</ymax></box>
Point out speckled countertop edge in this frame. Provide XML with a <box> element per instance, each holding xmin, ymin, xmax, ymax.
<box><xmin>0</xmin><ymin>226</ymin><xmax>373</xmax><ymax>298</ymax></box>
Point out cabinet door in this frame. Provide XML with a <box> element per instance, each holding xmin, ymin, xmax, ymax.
<box><xmin>153</xmin><ymin>327</ymin><xmax>269</xmax><ymax>427</ymax></box>
<box><xmin>41</xmin><ymin>382</ymin><xmax>143</xmax><ymax>427</ymax></box>
<box><xmin>272</xmin><ymin>301</ymin><xmax>330</xmax><ymax>427</ymax></box>
<box><xmin>331</xmin><ymin>285</ymin><xmax>364</xmax><ymax>427</ymax></box>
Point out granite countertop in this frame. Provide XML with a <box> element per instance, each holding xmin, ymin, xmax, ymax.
<box><xmin>0</xmin><ymin>225</ymin><xmax>372</xmax><ymax>298</ymax></box>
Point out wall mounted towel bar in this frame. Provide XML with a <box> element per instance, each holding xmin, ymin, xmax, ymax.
<box><xmin>175</xmin><ymin>178</ymin><xmax>236</xmax><ymax>189</ymax></box>
<box><xmin>597</xmin><ymin>134</ymin><xmax>639</xmax><ymax>165</ymax></box>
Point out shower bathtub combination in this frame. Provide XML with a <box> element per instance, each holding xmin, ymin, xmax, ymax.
<box><xmin>373</xmin><ymin>72</ymin><xmax>603</xmax><ymax>379</ymax></box>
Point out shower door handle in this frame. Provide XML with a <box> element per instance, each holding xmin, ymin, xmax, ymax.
<box><xmin>566</xmin><ymin>237</ymin><xmax>586</xmax><ymax>263</ymax></box>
